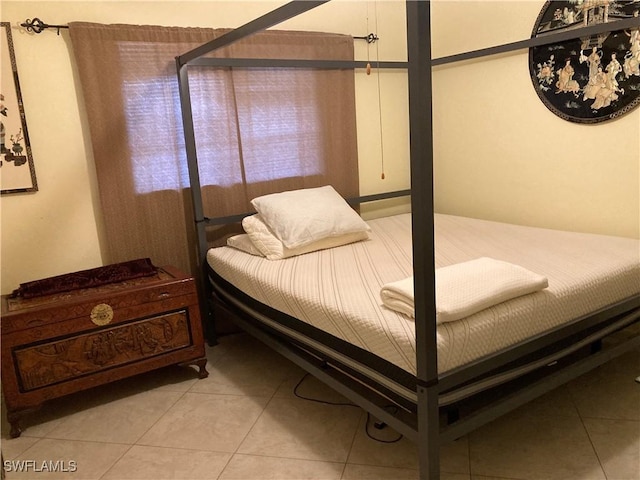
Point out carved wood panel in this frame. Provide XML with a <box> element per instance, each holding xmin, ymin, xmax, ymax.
<box><xmin>14</xmin><ymin>311</ymin><xmax>191</xmax><ymax>391</ymax></box>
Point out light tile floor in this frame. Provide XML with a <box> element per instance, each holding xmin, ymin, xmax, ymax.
<box><xmin>1</xmin><ymin>333</ymin><xmax>638</xmax><ymax>480</ymax></box>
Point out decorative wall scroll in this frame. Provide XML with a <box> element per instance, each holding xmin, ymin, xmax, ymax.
<box><xmin>1</xmin><ymin>22</ymin><xmax>37</xmax><ymax>194</ymax></box>
<box><xmin>529</xmin><ymin>1</ymin><xmax>640</xmax><ymax>123</ymax></box>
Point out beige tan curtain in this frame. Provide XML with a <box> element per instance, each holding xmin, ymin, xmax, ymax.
<box><xmin>69</xmin><ymin>23</ymin><xmax>358</xmax><ymax>275</ymax></box>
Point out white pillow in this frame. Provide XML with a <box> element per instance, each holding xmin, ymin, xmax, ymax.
<box><xmin>226</xmin><ymin>234</ymin><xmax>265</xmax><ymax>256</ymax></box>
<box><xmin>250</xmin><ymin>185</ymin><xmax>370</xmax><ymax>249</ymax></box>
<box><xmin>243</xmin><ymin>214</ymin><xmax>369</xmax><ymax>260</ymax></box>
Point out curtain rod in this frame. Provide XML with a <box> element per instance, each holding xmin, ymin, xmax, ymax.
<box><xmin>20</xmin><ymin>18</ymin><xmax>379</xmax><ymax>42</ymax></box>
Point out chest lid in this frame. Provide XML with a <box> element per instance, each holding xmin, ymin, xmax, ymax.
<box><xmin>1</xmin><ymin>265</ymin><xmax>195</xmax><ymax>333</ymax></box>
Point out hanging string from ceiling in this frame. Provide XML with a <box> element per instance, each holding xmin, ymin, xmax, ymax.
<box><xmin>365</xmin><ymin>1</ymin><xmax>386</xmax><ymax>181</ymax></box>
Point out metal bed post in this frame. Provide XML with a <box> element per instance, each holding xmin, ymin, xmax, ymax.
<box><xmin>176</xmin><ymin>58</ymin><xmax>216</xmax><ymax>344</ymax></box>
<box><xmin>406</xmin><ymin>2</ymin><xmax>439</xmax><ymax>479</ymax></box>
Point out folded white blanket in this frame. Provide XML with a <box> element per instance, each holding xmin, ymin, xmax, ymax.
<box><xmin>379</xmin><ymin>276</ymin><xmax>416</xmax><ymax>318</ymax></box>
<box><xmin>380</xmin><ymin>257</ymin><xmax>549</xmax><ymax>323</ymax></box>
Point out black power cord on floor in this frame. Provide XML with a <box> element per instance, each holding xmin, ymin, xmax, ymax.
<box><xmin>292</xmin><ymin>373</ymin><xmax>404</xmax><ymax>444</ymax></box>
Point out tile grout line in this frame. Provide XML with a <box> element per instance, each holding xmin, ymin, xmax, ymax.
<box><xmin>568</xmin><ymin>381</ymin><xmax>609</xmax><ymax>480</ymax></box>
<box><xmin>214</xmin><ymin>372</ymin><xmax>284</xmax><ymax>479</ymax></box>
<box><xmin>340</xmin><ymin>410</ymin><xmax>367</xmax><ymax>479</ymax></box>
<box><xmin>96</xmin><ymin>374</ymin><xmax>197</xmax><ymax>480</ymax></box>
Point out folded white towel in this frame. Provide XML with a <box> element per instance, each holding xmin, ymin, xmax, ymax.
<box><xmin>436</xmin><ymin>257</ymin><xmax>549</xmax><ymax>323</ymax></box>
<box><xmin>380</xmin><ymin>257</ymin><xmax>549</xmax><ymax>323</ymax></box>
<box><xmin>379</xmin><ymin>276</ymin><xmax>416</xmax><ymax>318</ymax></box>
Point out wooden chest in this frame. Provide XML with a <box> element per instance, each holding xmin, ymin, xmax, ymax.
<box><xmin>1</xmin><ymin>265</ymin><xmax>208</xmax><ymax>438</ymax></box>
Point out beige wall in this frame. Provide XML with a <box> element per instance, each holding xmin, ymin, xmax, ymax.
<box><xmin>431</xmin><ymin>0</ymin><xmax>640</xmax><ymax>238</ymax></box>
<box><xmin>1</xmin><ymin>1</ymin><xmax>638</xmax><ymax>294</ymax></box>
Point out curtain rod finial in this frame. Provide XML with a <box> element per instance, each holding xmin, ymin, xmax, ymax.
<box><xmin>21</xmin><ymin>17</ymin><xmax>68</xmax><ymax>35</ymax></box>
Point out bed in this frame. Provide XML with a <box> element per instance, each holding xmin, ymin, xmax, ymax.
<box><xmin>176</xmin><ymin>2</ymin><xmax>640</xmax><ymax>479</ymax></box>
<box><xmin>206</xmin><ymin>206</ymin><xmax>639</xmax><ymax>430</ymax></box>
<box><xmin>208</xmin><ymin>212</ymin><xmax>639</xmax><ymax>379</ymax></box>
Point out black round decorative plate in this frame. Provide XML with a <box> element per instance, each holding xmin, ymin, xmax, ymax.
<box><xmin>529</xmin><ymin>0</ymin><xmax>640</xmax><ymax>123</ymax></box>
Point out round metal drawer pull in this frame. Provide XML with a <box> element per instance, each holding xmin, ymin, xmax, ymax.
<box><xmin>90</xmin><ymin>303</ymin><xmax>114</xmax><ymax>326</ymax></box>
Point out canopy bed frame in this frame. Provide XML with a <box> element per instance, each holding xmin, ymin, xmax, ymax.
<box><xmin>176</xmin><ymin>2</ymin><xmax>640</xmax><ymax>479</ymax></box>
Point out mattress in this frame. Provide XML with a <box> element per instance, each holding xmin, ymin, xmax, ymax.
<box><xmin>206</xmin><ymin>213</ymin><xmax>640</xmax><ymax>376</ymax></box>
